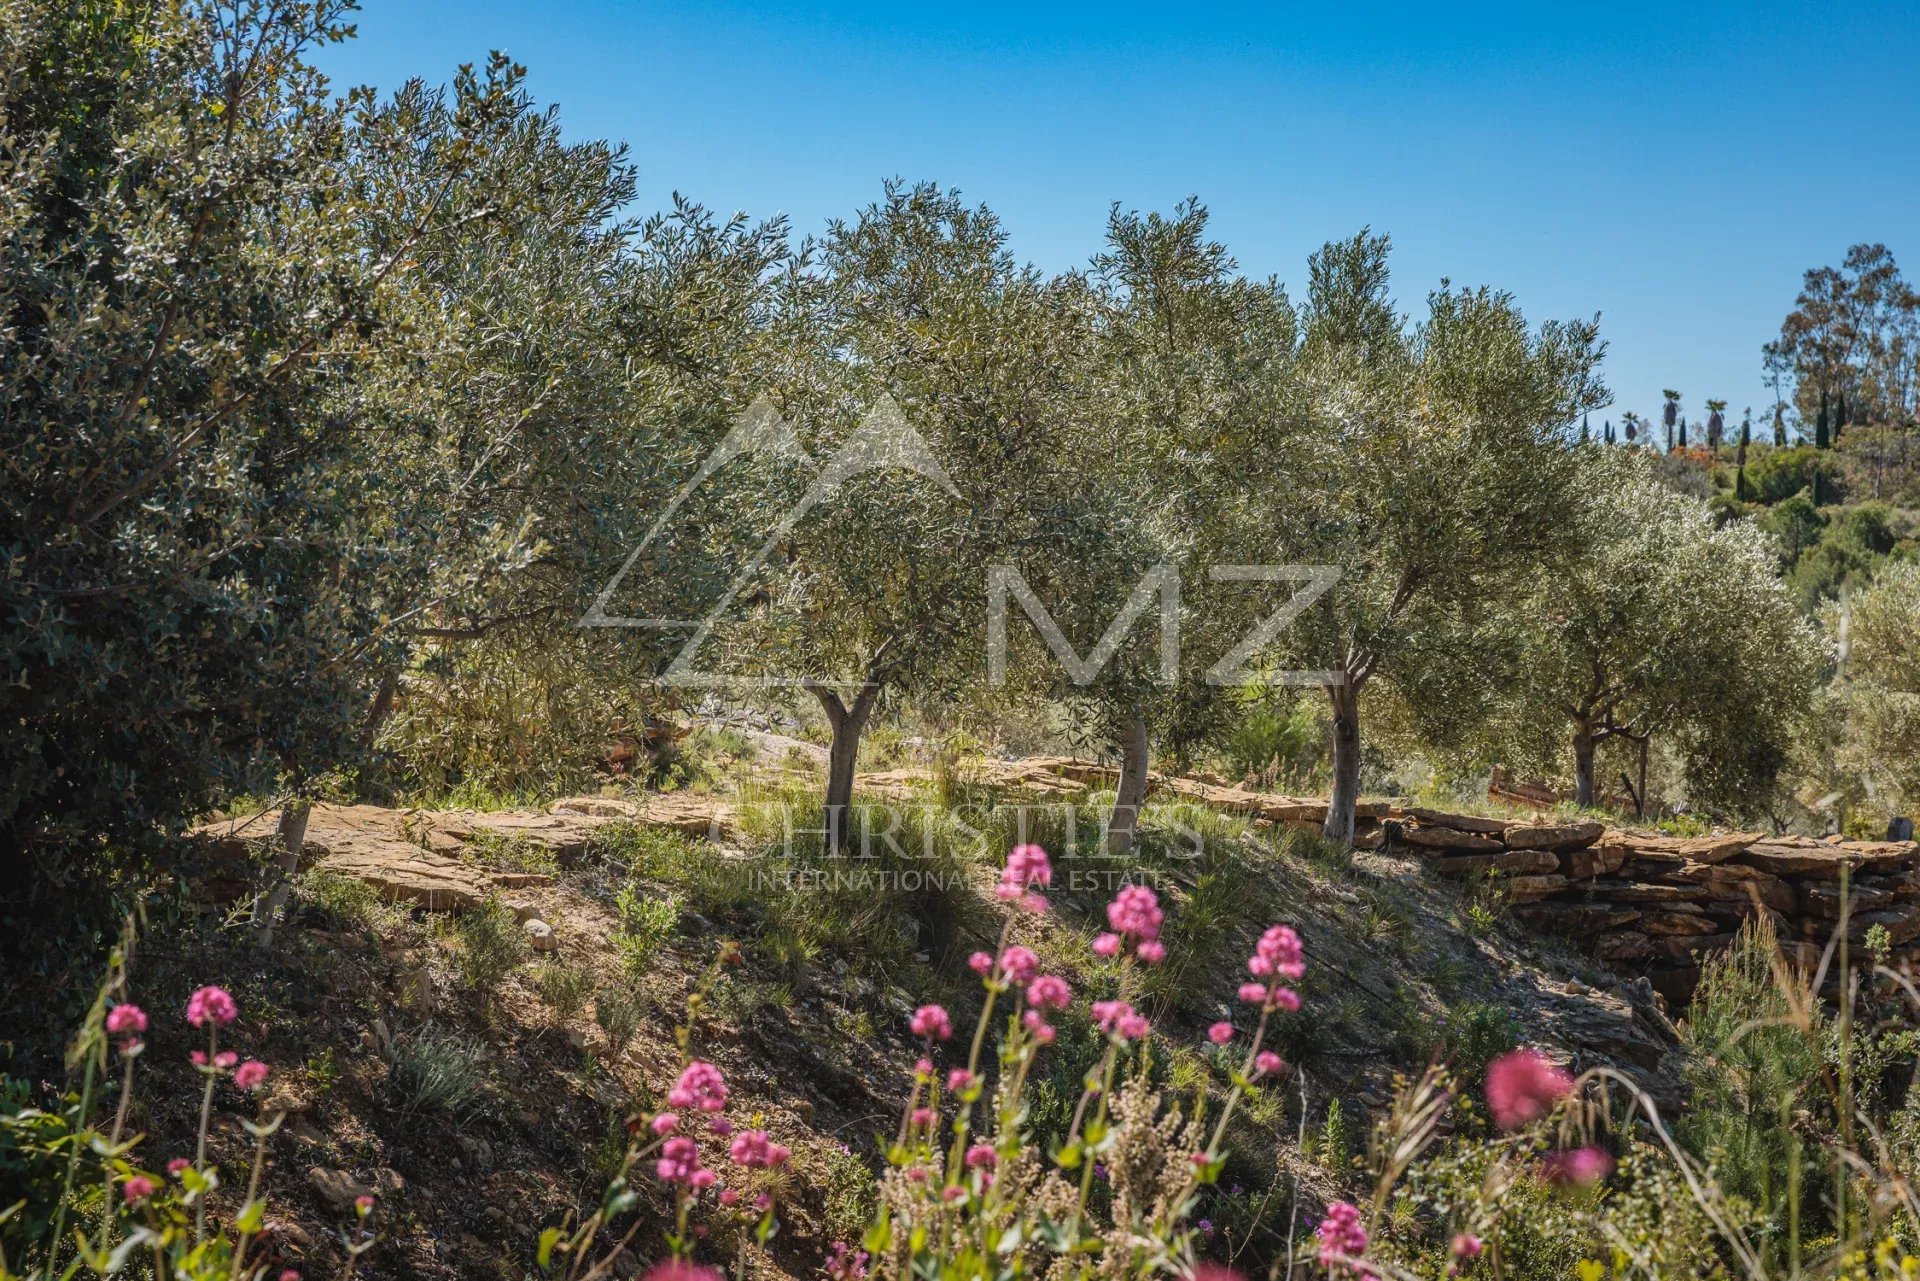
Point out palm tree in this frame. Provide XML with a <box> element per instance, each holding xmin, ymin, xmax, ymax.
<box><xmin>1663</xmin><ymin>389</ymin><xmax>1682</xmax><ymax>451</ymax></box>
<box><xmin>1706</xmin><ymin>399</ymin><xmax>1727</xmax><ymax>450</ymax></box>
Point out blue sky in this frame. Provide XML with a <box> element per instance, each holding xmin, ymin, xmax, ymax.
<box><xmin>319</xmin><ymin>1</ymin><xmax>1920</xmax><ymax>430</ymax></box>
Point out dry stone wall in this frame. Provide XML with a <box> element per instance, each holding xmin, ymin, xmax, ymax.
<box><xmin>193</xmin><ymin>754</ymin><xmax>1919</xmax><ymax>1006</ymax></box>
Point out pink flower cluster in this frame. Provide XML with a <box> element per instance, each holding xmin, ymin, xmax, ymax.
<box><xmin>186</xmin><ymin>986</ymin><xmax>238</xmax><ymax>1028</ymax></box>
<box><xmin>1541</xmin><ymin>1145</ymin><xmax>1613</xmax><ymax>1186</ymax></box>
<box><xmin>1238</xmin><ymin>925</ymin><xmax>1303</xmax><ymax>1011</ymax></box>
<box><xmin>1315</xmin><ymin>1200</ymin><xmax>1369</xmax><ymax>1274</ymax></box>
<box><xmin>1484</xmin><ymin>1049</ymin><xmax>1571</xmax><ymax>1131</ymax></box>
<box><xmin>729</xmin><ymin>1129</ymin><xmax>791</xmax><ymax>1169</ymax></box>
<box><xmin>1093</xmin><ymin>884</ymin><xmax>1165</xmax><ymax>964</ymax></box>
<box><xmin>996</xmin><ymin>844</ymin><xmax>1052</xmax><ymax>913</ymax></box>
<box><xmin>1026</xmin><ymin>974</ymin><xmax>1070</xmax><ymax>1010</ymax></box>
<box><xmin>1090</xmin><ymin>998</ymin><xmax>1149</xmax><ymax>1042</ymax></box>
<box><xmin>656</xmin><ymin>1135</ymin><xmax>716</xmax><ymax>1188</ymax></box>
<box><xmin>909</xmin><ymin>1005</ymin><xmax>952</xmax><ymax>1041</ymax></box>
<box><xmin>106</xmin><ymin>1003</ymin><xmax>147</xmax><ymax>1052</ymax></box>
<box><xmin>668</xmin><ymin>1061</ymin><xmax>729</xmax><ymax>1114</ymax></box>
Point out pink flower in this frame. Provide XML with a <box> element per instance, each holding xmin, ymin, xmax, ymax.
<box><xmin>1485</xmin><ymin>1050</ymin><xmax>1573</xmax><ymax>1131</ymax></box>
<box><xmin>655</xmin><ymin>1135</ymin><xmax>704</xmax><ymax>1184</ymax></box>
<box><xmin>1208</xmin><ymin>1022</ymin><xmax>1235</xmax><ymax>1045</ymax></box>
<box><xmin>106</xmin><ymin>1004</ymin><xmax>147</xmax><ymax>1041</ymax></box>
<box><xmin>942</xmin><ymin>1185</ymin><xmax>967</xmax><ymax>1202</ymax></box>
<box><xmin>233</xmin><ymin>1059</ymin><xmax>269</xmax><ymax>1090</ymax></box>
<box><xmin>910</xmin><ymin>1005</ymin><xmax>953</xmax><ymax>1041</ymax></box>
<box><xmin>354</xmin><ymin>1195</ymin><xmax>375</xmax><ymax>1215</ymax></box>
<box><xmin>729</xmin><ymin>1129</ymin><xmax>791</xmax><ymax>1169</ymax></box>
<box><xmin>1021</xmin><ymin>1009</ymin><xmax>1055</xmax><ymax>1043</ymax></box>
<box><xmin>968</xmin><ymin>951</ymin><xmax>994</xmax><ymax>975</ymax></box>
<box><xmin>911</xmin><ymin>1107</ymin><xmax>935</xmax><ymax>1127</ymax></box>
<box><xmin>166</xmin><ymin>1158</ymin><xmax>191</xmax><ymax>1177</ymax></box>
<box><xmin>1091</xmin><ymin>933</ymin><xmax>1121</xmax><ymax>958</ymax></box>
<box><xmin>641</xmin><ymin>1262</ymin><xmax>724</xmax><ymax>1281</ymax></box>
<box><xmin>1236</xmin><ymin>983</ymin><xmax>1268</xmax><ymax>1004</ymax></box>
<box><xmin>710</xmin><ymin>1117</ymin><xmax>733</xmax><ymax>1137</ymax></box>
<box><xmin>719</xmin><ymin>1188</ymin><xmax>739</xmax><ymax>1207</ymax></box>
<box><xmin>997</xmin><ymin>945</ymin><xmax>1038</xmax><ymax>985</ymax></box>
<box><xmin>914</xmin><ymin>1057</ymin><xmax>934</xmax><ymax>1078</ymax></box>
<box><xmin>964</xmin><ymin>1143</ymin><xmax>996</xmax><ymax>1169</ymax></box>
<box><xmin>651</xmin><ymin>1113</ymin><xmax>679</xmax><ymax>1135</ymax></box>
<box><xmin>1315</xmin><ymin>1200</ymin><xmax>1369</xmax><ymax>1273</ymax></box>
<box><xmin>1253</xmin><ymin>925</ymin><xmax>1305</xmax><ymax>981</ymax></box>
<box><xmin>1192</xmin><ymin>1265</ymin><xmax>1246</xmax><ymax>1281</ymax></box>
<box><xmin>121</xmin><ymin>1175</ymin><xmax>155</xmax><ymax>1204</ymax></box>
<box><xmin>190</xmin><ymin>1051</ymin><xmax>208</xmax><ymax>1067</ymax></box>
<box><xmin>1106</xmin><ymin>884</ymin><xmax>1163</xmax><ymax>942</ymax></box>
<box><xmin>825</xmin><ymin>1242</ymin><xmax>870</xmax><ymax>1281</ymax></box>
<box><xmin>997</xmin><ymin>845</ymin><xmax>1052</xmax><ymax>909</ymax></box>
<box><xmin>213</xmin><ymin>1050</ymin><xmax>238</xmax><ymax>1070</ymax></box>
<box><xmin>1253</xmin><ymin>1051</ymin><xmax>1284</xmax><ymax>1079</ymax></box>
<box><xmin>1542</xmin><ymin>1146</ymin><xmax>1614</xmax><ymax>1186</ymax></box>
<box><xmin>1136</xmin><ymin>940</ymin><xmax>1166</xmax><ymax>965</ymax></box>
<box><xmin>946</xmin><ymin>1068</ymin><xmax>976</xmax><ymax>1092</ymax></box>
<box><xmin>667</xmin><ymin>1061</ymin><xmax>729</xmax><ymax>1113</ymax></box>
<box><xmin>185</xmin><ymin>986</ymin><xmax>237</xmax><ymax>1028</ymax></box>
<box><xmin>1091</xmin><ymin>999</ymin><xmax>1149</xmax><ymax>1041</ymax></box>
<box><xmin>1026</xmin><ymin>974</ymin><xmax>1071</xmax><ymax>1010</ymax></box>
<box><xmin>1451</xmin><ymin>1233</ymin><xmax>1483</xmax><ymax>1260</ymax></box>
<box><xmin>281</xmin><ymin>1271</ymin><xmax>302</xmax><ymax>1281</ymax></box>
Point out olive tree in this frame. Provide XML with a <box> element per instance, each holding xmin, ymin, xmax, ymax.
<box><xmin>705</xmin><ymin>183</ymin><xmax>1099</xmax><ymax>849</ymax></box>
<box><xmin>1831</xmin><ymin>559</ymin><xmax>1920</xmax><ymax>817</ymax></box>
<box><xmin>1490</xmin><ymin>457</ymin><xmax>1826</xmax><ymax>814</ymax></box>
<box><xmin>1245</xmin><ymin>232</ymin><xmax>1606</xmax><ymax>842</ymax></box>
<box><xmin>1050</xmin><ymin>200</ymin><xmax>1313</xmax><ymax>853</ymax></box>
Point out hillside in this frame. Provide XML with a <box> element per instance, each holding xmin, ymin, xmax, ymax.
<box><xmin>4</xmin><ymin>744</ymin><xmax>1708</xmax><ymax>1279</ymax></box>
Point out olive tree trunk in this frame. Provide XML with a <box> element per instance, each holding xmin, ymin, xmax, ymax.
<box><xmin>1572</xmin><ymin>720</ymin><xmax>1597</xmax><ymax>808</ymax></box>
<box><xmin>1322</xmin><ymin>679</ymin><xmax>1362</xmax><ymax>845</ymax></box>
<box><xmin>809</xmin><ymin>680</ymin><xmax>881</xmax><ymax>852</ymax></box>
<box><xmin>1104</xmin><ymin>711</ymin><xmax>1152</xmax><ymax>858</ymax></box>
<box><xmin>252</xmin><ymin>799</ymin><xmax>312</xmax><ymax>949</ymax></box>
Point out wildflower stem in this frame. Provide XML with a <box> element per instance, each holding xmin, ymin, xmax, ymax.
<box><xmin>227</xmin><ymin>1106</ymin><xmax>277</xmax><ymax>1281</ymax></box>
<box><xmin>94</xmin><ymin>1049</ymin><xmax>138</xmax><ymax>1252</ymax></box>
<box><xmin>194</xmin><ymin>1024</ymin><xmax>219</xmax><ymax>1242</ymax></box>
<box><xmin>1205</xmin><ymin>1004</ymin><xmax>1275</xmax><ymax>1159</ymax></box>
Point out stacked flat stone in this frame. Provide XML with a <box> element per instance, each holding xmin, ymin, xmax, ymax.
<box><xmin>1379</xmin><ymin>810</ymin><xmax>1920</xmax><ymax>1003</ymax></box>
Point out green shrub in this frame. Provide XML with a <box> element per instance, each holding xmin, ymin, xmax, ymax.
<box><xmin>613</xmin><ymin>885</ymin><xmax>678</xmax><ymax>978</ymax></box>
<box><xmin>1220</xmin><ymin>693</ymin><xmax>1323</xmax><ymax>787</ymax></box>
<box><xmin>1679</xmin><ymin>918</ymin><xmax>1823</xmax><ymax>1260</ymax></box>
<box><xmin>446</xmin><ymin>898</ymin><xmax>528</xmax><ymax>994</ymax></box>
<box><xmin>593</xmin><ymin>986</ymin><xmax>648</xmax><ymax>1056</ymax></box>
<box><xmin>1438</xmin><ymin>1000</ymin><xmax>1519</xmax><ymax>1079</ymax></box>
<box><xmin>533</xmin><ymin>959</ymin><xmax>592</xmax><ymax>1024</ymax></box>
<box><xmin>386</xmin><ymin>1025</ymin><xmax>489</xmax><ymax>1119</ymax></box>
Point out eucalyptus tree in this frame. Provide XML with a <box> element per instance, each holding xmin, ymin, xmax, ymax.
<box><xmin>1490</xmin><ymin>457</ymin><xmax>1825</xmax><ymax>812</ymax></box>
<box><xmin>1240</xmin><ymin>232</ymin><xmax>1605</xmax><ymax>842</ymax></box>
